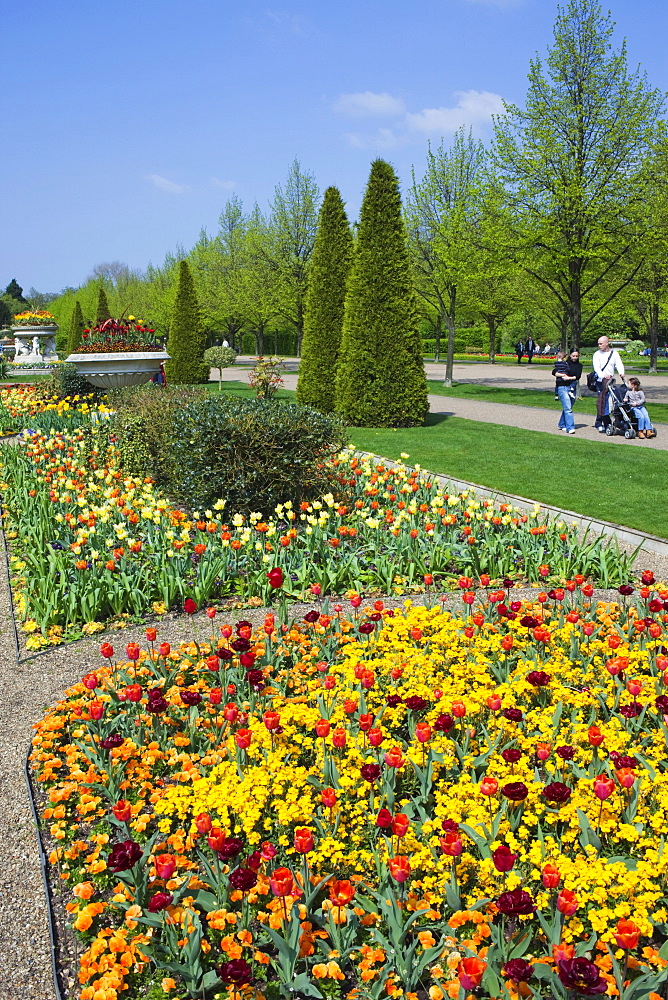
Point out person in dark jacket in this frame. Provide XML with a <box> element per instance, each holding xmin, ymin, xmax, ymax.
<box><xmin>552</xmin><ymin>350</ymin><xmax>578</xmax><ymax>433</ymax></box>
<box><xmin>515</xmin><ymin>340</ymin><xmax>524</xmax><ymax>364</ymax></box>
<box><xmin>526</xmin><ymin>337</ymin><xmax>538</xmax><ymax>363</ymax></box>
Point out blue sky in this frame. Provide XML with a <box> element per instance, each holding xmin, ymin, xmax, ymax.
<box><xmin>3</xmin><ymin>0</ymin><xmax>668</xmax><ymax>292</ymax></box>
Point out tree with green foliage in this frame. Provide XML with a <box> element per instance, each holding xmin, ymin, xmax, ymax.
<box><xmin>297</xmin><ymin>187</ymin><xmax>353</xmax><ymax>412</ymax></box>
<box><xmin>406</xmin><ymin>130</ymin><xmax>485</xmax><ymax>385</ymax></box>
<box><xmin>264</xmin><ymin>160</ymin><xmax>320</xmax><ymax>355</ymax></box>
<box><xmin>66</xmin><ymin>300</ymin><xmax>85</xmax><ymax>355</ymax></box>
<box><xmin>336</xmin><ymin>160</ymin><xmax>428</xmax><ymax>427</ymax></box>
<box><xmin>95</xmin><ymin>286</ymin><xmax>111</xmax><ymax>324</ymax></box>
<box><xmin>4</xmin><ymin>279</ymin><xmax>26</xmax><ymax>303</ymax></box>
<box><xmin>494</xmin><ymin>0</ymin><xmax>665</xmax><ymax>349</ymax></box>
<box><xmin>165</xmin><ymin>260</ymin><xmax>209</xmax><ymax>384</ymax></box>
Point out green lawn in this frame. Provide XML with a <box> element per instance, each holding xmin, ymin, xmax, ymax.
<box><xmin>203</xmin><ymin>380</ymin><xmax>667</xmax><ymax>538</ymax></box>
<box><xmin>425</xmin><ymin>381</ymin><xmax>668</xmax><ymax>424</ymax></box>
<box><xmin>348</xmin><ymin>415</ymin><xmax>668</xmax><ymax>539</ymax></box>
<box><xmin>0</xmin><ymin>371</ymin><xmax>52</xmax><ymax>383</ymax></box>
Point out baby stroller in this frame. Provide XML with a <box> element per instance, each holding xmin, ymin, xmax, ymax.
<box><xmin>603</xmin><ymin>381</ymin><xmax>657</xmax><ymax>439</ymax></box>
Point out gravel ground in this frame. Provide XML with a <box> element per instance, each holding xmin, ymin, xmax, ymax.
<box><xmin>2</xmin><ymin>545</ymin><xmax>667</xmax><ymax>999</ymax></box>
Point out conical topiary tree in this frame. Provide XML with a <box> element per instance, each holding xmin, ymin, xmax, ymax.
<box><xmin>296</xmin><ymin>187</ymin><xmax>353</xmax><ymax>413</ymax></box>
<box><xmin>95</xmin><ymin>287</ymin><xmax>111</xmax><ymax>325</ymax></box>
<box><xmin>66</xmin><ymin>300</ymin><xmax>85</xmax><ymax>354</ymax></box>
<box><xmin>165</xmin><ymin>260</ymin><xmax>209</xmax><ymax>384</ymax></box>
<box><xmin>336</xmin><ymin>160</ymin><xmax>428</xmax><ymax>427</ymax></box>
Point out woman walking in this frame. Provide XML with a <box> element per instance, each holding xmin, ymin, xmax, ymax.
<box><xmin>552</xmin><ymin>350</ymin><xmax>578</xmax><ymax>433</ymax></box>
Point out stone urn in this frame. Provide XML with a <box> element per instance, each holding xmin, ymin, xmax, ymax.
<box><xmin>64</xmin><ymin>350</ymin><xmax>170</xmax><ymax>388</ymax></box>
<box><xmin>12</xmin><ymin>325</ymin><xmax>59</xmax><ymax>365</ymax></box>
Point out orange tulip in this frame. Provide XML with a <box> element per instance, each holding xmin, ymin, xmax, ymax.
<box><xmin>328</xmin><ymin>879</ymin><xmax>355</xmax><ymax>907</ymax></box>
<box><xmin>270</xmin><ymin>867</ymin><xmax>295</xmax><ymax>897</ymax></box>
<box><xmin>614</xmin><ymin>919</ymin><xmax>641</xmax><ymax>950</ymax></box>
<box><xmin>541</xmin><ymin>863</ymin><xmax>560</xmax><ymax>889</ymax></box>
<box><xmin>616</xmin><ymin>768</ymin><xmax>636</xmax><ymax>789</ymax></box>
<box><xmin>388</xmin><ymin>855</ymin><xmax>411</xmax><ymax>883</ymax></box>
<box><xmin>556</xmin><ymin>889</ymin><xmax>578</xmax><ymax>915</ymax></box>
<box><xmin>384</xmin><ymin>746</ymin><xmax>404</xmax><ymax>768</ymax></box>
<box><xmin>294</xmin><ymin>828</ymin><xmax>314</xmax><ymax>854</ymax></box>
<box><xmin>588</xmin><ymin>725</ymin><xmax>604</xmax><ymax>747</ymax></box>
<box><xmin>154</xmin><ymin>853</ymin><xmax>176</xmax><ymax>879</ymax></box>
<box><xmin>458</xmin><ymin>957</ymin><xmax>486</xmax><ymax>990</ymax></box>
<box><xmin>480</xmin><ymin>776</ymin><xmax>499</xmax><ymax>796</ymax></box>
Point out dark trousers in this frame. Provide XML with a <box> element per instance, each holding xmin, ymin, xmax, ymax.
<box><xmin>596</xmin><ymin>377</ymin><xmax>612</xmax><ymax>424</ymax></box>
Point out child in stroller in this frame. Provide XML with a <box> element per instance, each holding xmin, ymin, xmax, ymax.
<box><xmin>603</xmin><ymin>378</ymin><xmax>657</xmax><ymax>439</ymax></box>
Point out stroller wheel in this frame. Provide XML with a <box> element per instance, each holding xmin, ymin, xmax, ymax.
<box><xmin>605</xmin><ymin>425</ymin><xmax>614</xmax><ymax>436</ymax></box>
<box><xmin>624</xmin><ymin>429</ymin><xmax>636</xmax><ymax>439</ymax></box>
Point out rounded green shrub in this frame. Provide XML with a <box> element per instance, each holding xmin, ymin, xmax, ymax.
<box><xmin>166</xmin><ymin>397</ymin><xmax>348</xmax><ymax>514</ymax></box>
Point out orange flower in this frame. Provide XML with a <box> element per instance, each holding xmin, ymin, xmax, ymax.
<box><xmin>270</xmin><ymin>867</ymin><xmax>295</xmax><ymax>897</ymax></box>
<box><xmin>388</xmin><ymin>856</ymin><xmax>411</xmax><ymax>883</ymax></box>
<box><xmin>615</xmin><ymin>919</ymin><xmax>642</xmax><ymax>950</ymax></box>
<box><xmin>328</xmin><ymin>879</ymin><xmax>355</xmax><ymax>907</ymax></box>
<box><xmin>457</xmin><ymin>957</ymin><xmax>486</xmax><ymax>989</ymax></box>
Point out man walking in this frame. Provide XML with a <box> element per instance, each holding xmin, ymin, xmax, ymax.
<box><xmin>526</xmin><ymin>336</ymin><xmax>537</xmax><ymax>363</ymax></box>
<box><xmin>515</xmin><ymin>340</ymin><xmax>524</xmax><ymax>364</ymax></box>
<box><xmin>592</xmin><ymin>336</ymin><xmax>625</xmax><ymax>431</ymax></box>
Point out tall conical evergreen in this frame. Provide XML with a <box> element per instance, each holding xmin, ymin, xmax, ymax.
<box><xmin>165</xmin><ymin>260</ymin><xmax>208</xmax><ymax>384</ymax></box>
<box><xmin>296</xmin><ymin>187</ymin><xmax>353</xmax><ymax>412</ymax></box>
<box><xmin>336</xmin><ymin>160</ymin><xmax>428</xmax><ymax>427</ymax></box>
<box><xmin>95</xmin><ymin>287</ymin><xmax>111</xmax><ymax>325</ymax></box>
<box><xmin>67</xmin><ymin>300</ymin><xmax>85</xmax><ymax>354</ymax></box>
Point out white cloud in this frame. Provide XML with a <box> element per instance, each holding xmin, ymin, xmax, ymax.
<box><xmin>333</xmin><ymin>91</ymin><xmax>406</xmax><ymax>117</ymax></box>
<box><xmin>211</xmin><ymin>177</ymin><xmax>237</xmax><ymax>190</ymax></box>
<box><xmin>146</xmin><ymin>174</ymin><xmax>189</xmax><ymax>194</ymax></box>
<box><xmin>344</xmin><ymin>128</ymin><xmax>406</xmax><ymax>151</ymax></box>
<box><xmin>405</xmin><ymin>90</ymin><xmax>505</xmax><ymax>134</ymax></box>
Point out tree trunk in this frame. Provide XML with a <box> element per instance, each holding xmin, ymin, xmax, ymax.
<box><xmin>487</xmin><ymin>316</ymin><xmax>497</xmax><ymax>363</ymax></box>
<box><xmin>568</xmin><ymin>261</ymin><xmax>583</xmax><ymax>350</ymax></box>
<box><xmin>443</xmin><ymin>287</ymin><xmax>456</xmax><ymax>386</ymax></box>
<box><xmin>254</xmin><ymin>325</ymin><xmax>265</xmax><ymax>356</ymax></box>
<box><xmin>649</xmin><ymin>300</ymin><xmax>659</xmax><ymax>374</ymax></box>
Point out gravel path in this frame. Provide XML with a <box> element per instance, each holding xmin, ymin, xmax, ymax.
<box><xmin>219</xmin><ymin>359</ymin><xmax>668</xmax><ymax>449</ymax></box>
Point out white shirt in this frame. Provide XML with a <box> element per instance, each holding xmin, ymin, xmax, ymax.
<box><xmin>593</xmin><ymin>348</ymin><xmax>624</xmax><ymax>379</ymax></box>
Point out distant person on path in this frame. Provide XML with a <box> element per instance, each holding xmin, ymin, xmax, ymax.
<box><xmin>526</xmin><ymin>337</ymin><xmax>538</xmax><ymax>363</ymax></box>
<box><xmin>515</xmin><ymin>340</ymin><xmax>525</xmax><ymax>364</ymax></box>
<box><xmin>592</xmin><ymin>336</ymin><xmax>625</xmax><ymax>431</ymax></box>
<box><xmin>552</xmin><ymin>350</ymin><xmax>578</xmax><ymax>434</ymax></box>
<box><xmin>623</xmin><ymin>378</ymin><xmax>653</xmax><ymax>438</ymax></box>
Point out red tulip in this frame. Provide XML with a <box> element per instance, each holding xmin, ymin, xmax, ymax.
<box><xmin>480</xmin><ymin>776</ymin><xmax>499</xmax><ymax>796</ymax></box>
<box><xmin>293</xmin><ymin>828</ymin><xmax>314</xmax><ymax>854</ymax></box>
<box><xmin>82</xmin><ymin>673</ymin><xmax>98</xmax><ymax>690</ymax></box>
<box><xmin>266</xmin><ymin>568</ymin><xmax>284</xmax><ymax>589</ymax></box>
<box><xmin>328</xmin><ymin>878</ymin><xmax>355</xmax><ymax>906</ymax></box>
<box><xmin>376</xmin><ymin>808</ymin><xmax>393</xmax><ymax>829</ymax></box>
<box><xmin>145</xmin><ymin>628</ymin><xmax>157</xmax><ymax>642</ymax></box>
<box><xmin>235</xmin><ymin>728</ymin><xmax>252</xmax><ymax>749</ymax></box>
<box><xmin>384</xmin><ymin>746</ymin><xmax>404</xmax><ymax>768</ymax></box>
<box><xmin>368</xmin><ymin>728</ymin><xmax>384</xmax><ymax>747</ymax></box>
<box><xmin>263</xmin><ymin>711</ymin><xmax>281</xmax><ymax>732</ymax></box>
<box><xmin>616</xmin><ymin>768</ymin><xmax>636</xmax><ymax>789</ymax></box>
<box><xmin>88</xmin><ymin>700</ymin><xmax>105</xmax><ymax>720</ymax></box>
<box><xmin>155</xmin><ymin>853</ymin><xmax>176</xmax><ymax>879</ymax></box>
<box><xmin>388</xmin><ymin>855</ymin><xmax>411</xmax><ymax>883</ymax></box>
<box><xmin>588</xmin><ymin>725</ymin><xmax>604</xmax><ymax>747</ymax></box>
<box><xmin>614</xmin><ymin>919</ymin><xmax>641</xmax><ymax>950</ymax></box>
<box><xmin>321</xmin><ymin>788</ymin><xmax>337</xmax><ymax>809</ymax></box>
<box><xmin>541</xmin><ymin>863</ymin><xmax>560</xmax><ymax>888</ymax></box>
<box><xmin>100</xmin><ymin>642</ymin><xmax>114</xmax><ymax>659</ymax></box>
<box><xmin>391</xmin><ymin>813</ymin><xmax>410</xmax><ymax>838</ymax></box>
<box><xmin>332</xmin><ymin>728</ymin><xmax>346</xmax><ymax>748</ymax></box>
<box><xmin>207</xmin><ymin>827</ymin><xmax>227</xmax><ymax>852</ymax></box>
<box><xmin>184</xmin><ymin>598</ymin><xmax>198</xmax><ymax>614</ymax></box>
<box><xmin>269</xmin><ymin>866</ymin><xmax>294</xmax><ymax>896</ymax></box>
<box><xmin>556</xmin><ymin>889</ymin><xmax>578</xmax><ymax>915</ymax></box>
<box><xmin>112</xmin><ymin>799</ymin><xmax>132</xmax><ymax>822</ymax></box>
<box><xmin>593</xmin><ymin>775</ymin><xmax>615</xmax><ymax>800</ymax></box>
<box><xmin>440</xmin><ymin>831</ymin><xmax>463</xmax><ymax>857</ymax></box>
<box><xmin>415</xmin><ymin>722</ymin><xmax>431</xmax><ymax>743</ymax></box>
<box><xmin>458</xmin><ymin>958</ymin><xmax>486</xmax><ymax>990</ymax></box>
<box><xmin>315</xmin><ymin>719</ymin><xmax>330</xmax><ymax>738</ymax></box>
<box><xmin>195</xmin><ymin>813</ymin><xmax>212</xmax><ymax>834</ymax></box>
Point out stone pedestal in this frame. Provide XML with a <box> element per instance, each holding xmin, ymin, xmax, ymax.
<box><xmin>12</xmin><ymin>326</ymin><xmax>59</xmax><ymax>365</ymax></box>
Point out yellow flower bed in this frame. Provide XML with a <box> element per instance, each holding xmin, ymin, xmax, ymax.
<box><xmin>30</xmin><ymin>591</ymin><xmax>668</xmax><ymax>999</ymax></box>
